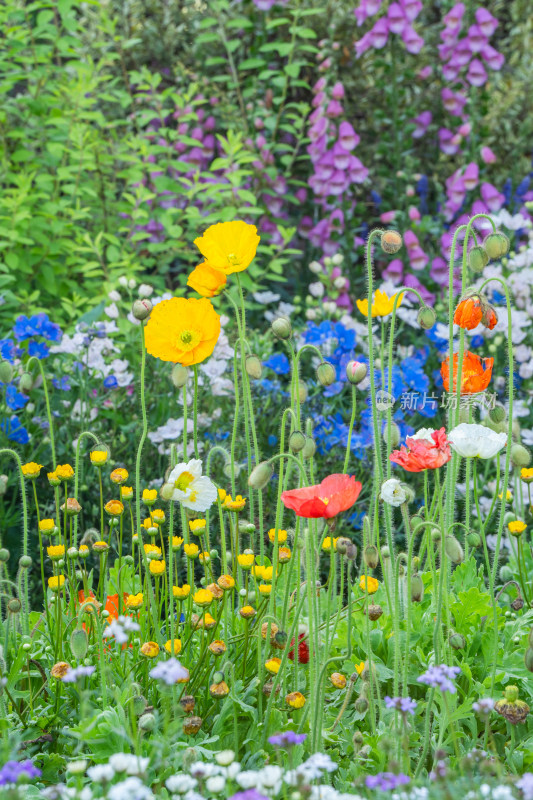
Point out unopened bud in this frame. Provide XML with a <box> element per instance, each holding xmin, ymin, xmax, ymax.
<box><xmin>316</xmin><ymin>361</ymin><xmax>336</xmax><ymax>387</ymax></box>
<box><xmin>132</xmin><ymin>299</ymin><xmax>152</xmax><ymax>320</ymax></box>
<box><xmin>367</xmin><ymin>604</ymin><xmax>383</xmax><ymax>621</ymax></box>
<box><xmin>289</xmin><ymin>431</ymin><xmax>306</xmax><ymax>454</ymax></box>
<box><xmin>19</xmin><ymin>556</ymin><xmax>32</xmax><ymax>568</ymax></box>
<box><xmin>449</xmin><ymin>632</ymin><xmax>466</xmax><ymax>650</ymax></box>
<box><xmin>302</xmin><ymin>436</ymin><xmax>316</xmax><ymax>459</ymax></box>
<box><xmin>489</xmin><ymin>404</ymin><xmax>506</xmax><ymax>424</ymax></box>
<box><xmin>383</xmin><ymin>422</ymin><xmax>400</xmax><ymax>448</ymax></box>
<box><xmin>467</xmin><ymin>532</ymin><xmax>481</xmax><ymax>548</ymax></box>
<box><xmin>271</xmin><ymin>317</ymin><xmax>292</xmax><ymax>340</ymax></box>
<box><xmin>511</xmin><ymin>444</ymin><xmax>531</xmax><ymax>468</ymax></box>
<box><xmin>346</xmin><ymin>360</ymin><xmax>367</xmax><ymax>385</ymax></box>
<box><xmin>468</xmin><ymin>245</ymin><xmax>489</xmax><ymax>273</ymax></box>
<box><xmin>381</xmin><ymin>230</ymin><xmax>403</xmax><ymax>254</ymax></box>
<box><xmin>417</xmin><ymin>305</ymin><xmax>437</xmax><ymax>330</ymax></box>
<box><xmin>363</xmin><ymin>545</ymin><xmax>379</xmax><ymax>570</ymax></box>
<box><xmin>245</xmin><ymin>355</ymin><xmax>263</xmax><ymax>380</ymax></box>
<box><xmin>444</xmin><ymin>535</ymin><xmax>464</xmax><ymax>564</ymax></box>
<box><xmin>298</xmin><ymin>381</ymin><xmax>308</xmax><ymax>403</ymax></box>
<box><xmin>248</xmin><ymin>461</ymin><xmax>274</xmax><ymax>490</ymax></box>
<box><xmin>171</xmin><ymin>364</ymin><xmax>189</xmax><ymax>388</ymax></box>
<box><xmin>525</xmin><ymin>648</ymin><xmax>533</xmax><ymax>673</ymax></box>
<box><xmin>8</xmin><ymin>598</ymin><xmax>21</xmax><ymax>613</ymax></box>
<box><xmin>483</xmin><ymin>231</ymin><xmax>509</xmax><ymax>260</ymax></box>
<box><xmin>160</xmin><ymin>483</ymin><xmax>175</xmax><ymax>501</ymax></box>
<box><xmin>411</xmin><ymin>574</ymin><xmax>424</xmax><ymax>602</ymax></box>
<box><xmin>0</xmin><ymin>361</ymin><xmax>14</xmax><ymax>384</ymax></box>
<box><xmin>70</xmin><ymin>628</ymin><xmax>88</xmax><ymax>659</ymax></box>
<box><xmin>19</xmin><ymin>373</ymin><xmax>34</xmax><ymax>392</ymax></box>
<box><xmin>0</xmin><ymin>548</ymin><xmax>9</xmax><ymax>562</ymax></box>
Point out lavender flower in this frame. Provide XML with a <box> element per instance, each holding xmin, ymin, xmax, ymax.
<box><xmin>150</xmin><ymin>658</ymin><xmax>189</xmax><ymax>685</ymax></box>
<box><xmin>103</xmin><ymin>615</ymin><xmax>140</xmax><ymax>645</ymax></box>
<box><xmin>417</xmin><ymin>664</ymin><xmax>461</xmax><ymax>694</ymax></box>
<box><xmin>61</xmin><ymin>665</ymin><xmax>96</xmax><ymax>683</ymax></box>
<box><xmin>268</xmin><ymin>731</ymin><xmax>307</xmax><ymax>747</ymax></box>
<box><xmin>366</xmin><ymin>772</ymin><xmax>410</xmax><ymax>791</ymax></box>
<box><xmin>384</xmin><ymin>696</ymin><xmax>417</xmax><ymax>715</ymax></box>
<box><xmin>230</xmin><ymin>791</ymin><xmax>270</xmax><ymax>800</ymax></box>
<box><xmin>0</xmin><ymin>760</ymin><xmax>42</xmax><ymax>786</ymax></box>
<box><xmin>517</xmin><ymin>773</ymin><xmax>533</xmax><ymax>800</ymax></box>
<box><xmin>472</xmin><ymin>697</ymin><xmax>495</xmax><ymax>716</ymax></box>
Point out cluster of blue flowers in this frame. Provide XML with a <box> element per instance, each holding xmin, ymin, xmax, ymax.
<box><xmin>0</xmin><ymin>313</ymin><xmax>63</xmax><ymax>445</ymax></box>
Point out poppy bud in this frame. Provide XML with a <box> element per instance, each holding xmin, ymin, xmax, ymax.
<box><xmin>171</xmin><ymin>364</ymin><xmax>189</xmax><ymax>388</ymax></box>
<box><xmin>316</xmin><ymin>361</ymin><xmax>336</xmax><ymax>387</ymax></box>
<box><xmin>271</xmin><ymin>316</ymin><xmax>292</xmax><ymax>339</ymax></box>
<box><xmin>359</xmin><ymin>745</ymin><xmax>372</xmax><ymax>759</ymax></box>
<box><xmin>381</xmin><ymin>230</ymin><xmax>402</xmax><ymax>254</ymax></box>
<box><xmin>248</xmin><ymin>461</ymin><xmax>274</xmax><ymax>490</ymax></box>
<box><xmin>132</xmin><ymin>299</ymin><xmax>152</xmax><ymax>320</ymax></box>
<box><xmin>489</xmin><ymin>404</ymin><xmax>506</xmax><ymax>424</ymax></box>
<box><xmin>346</xmin><ymin>360</ymin><xmax>367</xmax><ymax>384</ymax></box>
<box><xmin>511</xmin><ymin>444</ymin><xmax>531</xmax><ymax>468</ymax></box>
<box><xmin>468</xmin><ymin>245</ymin><xmax>489</xmax><ymax>272</ymax></box>
<box><xmin>410</xmin><ymin>574</ymin><xmax>424</xmax><ymax>602</ymax></box>
<box><xmin>180</xmin><ymin>695</ymin><xmax>195</xmax><ymax>713</ymax></box>
<box><xmin>302</xmin><ymin>436</ymin><xmax>316</xmax><ymax>459</ymax></box>
<box><xmin>363</xmin><ymin>545</ymin><xmax>379</xmax><ymax>569</ymax></box>
<box><xmin>70</xmin><ymin>628</ymin><xmax>88</xmax><ymax>659</ymax></box>
<box><xmin>8</xmin><ymin>598</ymin><xmax>21</xmax><ymax>613</ymax></box>
<box><xmin>183</xmin><ymin>716</ymin><xmax>203</xmax><ymax>735</ymax></box>
<box><xmin>483</xmin><ymin>232</ymin><xmax>509</xmax><ymax>260</ymax></box>
<box><xmin>210</xmin><ymin>681</ymin><xmax>230</xmax><ymax>698</ymax></box>
<box><xmin>289</xmin><ymin>431</ymin><xmax>306</xmax><ymax>454</ymax></box>
<box><xmin>511</xmin><ymin>597</ymin><xmax>524</xmax><ymax>611</ymax></box>
<box><xmin>381</xmin><ymin>546</ymin><xmax>390</xmax><ymax>559</ymax></box>
<box><xmin>383</xmin><ymin>422</ymin><xmax>400</xmax><ymax>449</ymax></box>
<box><xmin>19</xmin><ymin>372</ymin><xmax>33</xmax><ymax>392</ymax></box>
<box><xmin>525</xmin><ymin>648</ymin><xmax>533</xmax><ymax>673</ymax></box>
<box><xmin>500</xmin><ymin>565</ymin><xmax>513</xmax><ymax>583</ymax></box>
<box><xmin>481</xmin><ymin>306</ymin><xmax>498</xmax><ymax>330</ymax></box>
<box><xmin>345</xmin><ymin>543</ymin><xmax>358</xmax><ymax>561</ymax></box>
<box><xmin>444</xmin><ymin>535</ymin><xmax>464</xmax><ymax>564</ymax></box>
<box><xmin>298</xmin><ymin>380</ymin><xmax>308</xmax><ymax>403</ymax></box>
<box><xmin>272</xmin><ymin>631</ymin><xmax>288</xmax><ymax>650</ymax></box>
<box><xmin>0</xmin><ymin>361</ymin><xmax>13</xmax><ymax>384</ymax></box>
<box><xmin>467</xmin><ymin>532</ymin><xmax>481</xmax><ymax>549</ymax></box>
<box><xmin>19</xmin><ymin>556</ymin><xmax>32</xmax><ymax>568</ymax></box>
<box><xmin>353</xmin><ymin>731</ymin><xmax>364</xmax><ymax>751</ymax></box>
<box><xmin>528</xmin><ymin>628</ymin><xmax>533</xmax><ymax>648</ymax></box>
<box><xmin>245</xmin><ymin>355</ymin><xmax>263</xmax><ymax>380</ymax></box>
<box><xmin>139</xmin><ymin>713</ymin><xmax>156</xmax><ymax>731</ymax></box>
<box><xmin>417</xmin><ymin>305</ymin><xmax>437</xmax><ymax>330</ymax></box>
<box><xmin>449</xmin><ymin>632</ymin><xmax>466</xmax><ymax>650</ymax></box>
<box><xmin>355</xmin><ymin>695</ymin><xmax>369</xmax><ymax>713</ymax></box>
<box><xmin>0</xmin><ymin>548</ymin><xmax>9</xmax><ymax>562</ymax></box>
<box><xmin>335</xmin><ymin>538</ymin><xmax>349</xmax><ymax>554</ymax></box>
<box><xmin>367</xmin><ymin>604</ymin><xmax>383</xmax><ymax>621</ymax></box>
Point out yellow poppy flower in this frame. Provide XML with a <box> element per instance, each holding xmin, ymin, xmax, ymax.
<box><xmin>144</xmin><ymin>297</ymin><xmax>221</xmax><ymax>366</ymax></box>
<box><xmin>47</xmin><ymin>545</ymin><xmax>65</xmax><ymax>560</ymax></box>
<box><xmin>330</xmin><ymin>672</ymin><xmax>347</xmax><ymax>689</ymax></box>
<box><xmin>223</xmin><ymin>494</ymin><xmax>246</xmax><ymax>512</ymax></box>
<box><xmin>173</xmin><ymin>584</ymin><xmax>191</xmax><ymax>600</ymax></box>
<box><xmin>79</xmin><ymin>545</ymin><xmax>90</xmax><ymax>558</ymax></box>
<box><xmin>209</xmin><ymin>639</ymin><xmax>227</xmax><ymax>655</ymax></box>
<box><xmin>165</xmin><ymin>638</ymin><xmax>182</xmax><ymax>655</ymax></box>
<box><xmin>278</xmin><ymin>547</ymin><xmax>291</xmax><ymax>563</ymax></box>
<box><xmin>267</xmin><ymin>528</ymin><xmax>287</xmax><ymax>544</ymax></box>
<box><xmin>193</xmin><ymin>589</ymin><xmax>213</xmax><ymax>607</ymax></box>
<box><xmin>39</xmin><ymin>518</ymin><xmax>57</xmax><ymax>534</ymax></box>
<box><xmin>55</xmin><ymin>464</ymin><xmax>74</xmax><ymax>481</ymax></box>
<box><xmin>184</xmin><ymin>543</ymin><xmax>199</xmax><ymax>559</ymax></box>
<box><xmin>217</xmin><ymin>575</ymin><xmax>235</xmax><ymax>591</ymax></box>
<box><xmin>508</xmin><ymin>520</ymin><xmax>527</xmax><ymax>536</ymax></box>
<box><xmin>143</xmin><ymin>489</ymin><xmax>158</xmax><ymax>506</ymax></box>
<box><xmin>199</xmin><ymin>551</ymin><xmax>211</xmax><ymax>564</ymax></box>
<box><xmin>359</xmin><ymin>575</ymin><xmax>379</xmax><ymax>594</ymax></box>
<box><xmin>21</xmin><ymin>462</ymin><xmax>43</xmax><ymax>479</ymax></box>
<box><xmin>252</xmin><ymin>565</ymin><xmax>265</xmax><ymax>580</ymax></box>
<box><xmin>93</xmin><ymin>541</ymin><xmax>109</xmax><ymax>553</ymax></box>
<box><xmin>105</xmin><ymin>500</ymin><xmax>124</xmax><ymax>517</ymax></box>
<box><xmin>239</xmin><ymin>605</ymin><xmax>256</xmax><ymax>619</ymax></box>
<box><xmin>259</xmin><ymin>584</ymin><xmax>272</xmax><ymax>595</ymax></box>
<box><xmin>125</xmin><ymin>593</ymin><xmax>143</xmax><ymax>610</ymax></box>
<box><xmin>149</xmin><ymin>559</ymin><xmax>166</xmax><ymax>576</ymax></box>
<box><xmin>171</xmin><ymin>536</ymin><xmax>184</xmax><ymax>550</ymax></box>
<box><xmin>90</xmin><ymin>450</ymin><xmax>108</xmax><ymax>466</ymax></box>
<box><xmin>238</xmin><ymin>553</ymin><xmax>254</xmax><ymax>569</ymax></box>
<box><xmin>111</xmin><ymin>468</ymin><xmax>129</xmax><ymax>484</ymax></box>
<box><xmin>47</xmin><ymin>471</ymin><xmax>61</xmax><ymax>486</ymax></box>
<box><xmin>193</xmin><ymin>220</ymin><xmax>260</xmax><ymax>275</ymax></box>
<box><xmin>322</xmin><ymin>537</ymin><xmax>339</xmax><ymax>552</ymax></box>
<box><xmin>286</xmin><ymin>691</ymin><xmax>306</xmax><ymax>709</ymax></box>
<box><xmin>120</xmin><ymin>486</ymin><xmax>133</xmax><ymax>500</ymax></box>
<box><xmin>140</xmin><ymin>641</ymin><xmax>159</xmax><ymax>658</ymax></box>
<box><xmin>218</xmin><ymin>488</ymin><xmax>227</xmax><ymax>502</ymax></box>
<box><xmin>521</xmin><ymin>468</ymin><xmax>533</xmax><ymax>483</ymax></box>
<box><xmin>356</xmin><ymin>289</ymin><xmax>404</xmax><ymax>318</ymax></box>
<box><xmin>144</xmin><ymin>543</ymin><xmax>161</xmax><ymax>557</ymax></box>
<box><xmin>48</xmin><ymin>575</ymin><xmax>65</xmax><ymax>592</ymax></box>
<box><xmin>354</xmin><ymin>661</ymin><xmax>365</xmax><ymax>675</ymax></box>
<box><xmin>265</xmin><ymin>657</ymin><xmax>282</xmax><ymax>675</ymax></box>
<box><xmin>187</xmin><ymin>262</ymin><xmax>227</xmax><ymax>297</ymax></box>
<box><xmin>189</xmin><ymin>519</ymin><xmax>207</xmax><ymax>534</ymax></box>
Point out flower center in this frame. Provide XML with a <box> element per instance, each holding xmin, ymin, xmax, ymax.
<box><xmin>177</xmin><ymin>329</ymin><xmax>201</xmax><ymax>352</ymax></box>
<box><xmin>227</xmin><ymin>252</ymin><xmax>241</xmax><ymax>267</ymax></box>
<box><xmin>175</xmin><ymin>471</ymin><xmax>195</xmax><ymax>491</ymax></box>
<box><xmin>319</xmin><ymin>496</ymin><xmax>330</xmax><ymax>505</ymax></box>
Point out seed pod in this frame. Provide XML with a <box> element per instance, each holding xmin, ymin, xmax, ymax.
<box><xmin>410</xmin><ymin>574</ymin><xmax>424</xmax><ymax>603</ymax></box>
<box><xmin>468</xmin><ymin>245</ymin><xmax>489</xmax><ymax>272</ymax></box>
<box><xmin>316</xmin><ymin>361</ymin><xmax>336</xmax><ymax>387</ymax></box>
<box><xmin>171</xmin><ymin>364</ymin><xmax>189</xmax><ymax>388</ymax></box>
<box><xmin>245</xmin><ymin>355</ymin><xmax>263</xmax><ymax>380</ymax></box>
<box><xmin>449</xmin><ymin>632</ymin><xmax>466</xmax><ymax>650</ymax></box>
<box><xmin>262</xmin><ymin>680</ymin><xmax>280</xmax><ymax>696</ymax></box>
<box><xmin>417</xmin><ymin>305</ymin><xmax>437</xmax><ymax>330</ymax></box>
<box><xmin>0</xmin><ymin>361</ymin><xmax>14</xmax><ymax>384</ymax></box>
<box><xmin>525</xmin><ymin>648</ymin><xmax>533</xmax><ymax>673</ymax></box>
<box><xmin>495</xmin><ymin>691</ymin><xmax>529</xmax><ymax>724</ymax></box>
<box><xmin>248</xmin><ymin>461</ymin><xmax>273</xmax><ymax>490</ymax></box>
<box><xmin>70</xmin><ymin>628</ymin><xmax>88</xmax><ymax>659</ymax></box>
<box><xmin>271</xmin><ymin>316</ymin><xmax>292</xmax><ymax>340</ymax></box>
<box><xmin>302</xmin><ymin>436</ymin><xmax>316</xmax><ymax>460</ymax></box>
<box><xmin>444</xmin><ymin>535</ymin><xmax>464</xmax><ymax>564</ymax></box>
<box><xmin>363</xmin><ymin>544</ymin><xmax>379</xmax><ymax>570</ymax></box>
<box><xmin>183</xmin><ymin>716</ymin><xmax>203</xmax><ymax>735</ymax></box>
<box><xmin>511</xmin><ymin>444</ymin><xmax>531</xmax><ymax>468</ymax></box>
<box><xmin>367</xmin><ymin>604</ymin><xmax>383</xmax><ymax>621</ymax></box>
<box><xmin>345</xmin><ymin>543</ymin><xmax>357</xmax><ymax>561</ymax></box>
<box><xmin>483</xmin><ymin>232</ymin><xmax>509</xmax><ymax>260</ymax></box>
<box><xmin>132</xmin><ymin>299</ymin><xmax>152</xmax><ymax>320</ymax></box>
<box><xmin>289</xmin><ymin>431</ymin><xmax>306</xmax><ymax>454</ymax></box>
<box><xmin>209</xmin><ymin>681</ymin><xmax>230</xmax><ymax>699</ymax></box>
<box><xmin>381</xmin><ymin>230</ymin><xmax>402</xmax><ymax>254</ymax></box>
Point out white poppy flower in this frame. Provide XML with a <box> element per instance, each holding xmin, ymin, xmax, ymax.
<box><xmin>380</xmin><ymin>478</ymin><xmax>408</xmax><ymax>507</ymax></box>
<box><xmin>448</xmin><ymin>423</ymin><xmax>507</xmax><ymax>459</ymax></box>
<box><xmin>167</xmin><ymin>459</ymin><xmax>217</xmax><ymax>512</ymax></box>
<box><xmin>409</xmin><ymin>427</ymin><xmax>436</xmax><ymax>442</ymax></box>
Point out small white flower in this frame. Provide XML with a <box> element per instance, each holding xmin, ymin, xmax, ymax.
<box><xmin>166</xmin><ymin>775</ymin><xmax>198</xmax><ymax>794</ymax></box>
<box><xmin>138</xmin><ymin>284</ymin><xmax>154</xmax><ymax>298</ymax></box>
<box><xmin>66</xmin><ymin>760</ymin><xmax>87</xmax><ymax>775</ymax></box>
<box><xmin>259</xmin><ymin>765</ymin><xmax>283</xmax><ymax>790</ymax></box>
<box><xmin>309</xmin><ymin>281</ymin><xmax>325</xmax><ymax>298</ymax></box>
<box><xmin>448</xmin><ymin>423</ymin><xmax>507</xmax><ymax>459</ymax></box>
<box><xmin>189</xmin><ymin>762</ymin><xmax>220</xmax><ymax>779</ymax></box>
<box><xmin>108</xmin><ymin>290</ymin><xmax>121</xmax><ymax>302</ymax></box>
<box><xmin>109</xmin><ymin>753</ymin><xmax>148</xmax><ymax>776</ymax></box>
<box><xmin>224</xmin><ymin>762</ymin><xmax>241</xmax><ymax>780</ymax></box>
<box><xmin>167</xmin><ymin>459</ymin><xmax>217</xmax><ymax>512</ymax></box>
<box><xmin>215</xmin><ymin>750</ymin><xmax>235</xmax><ymax>767</ymax></box>
<box><xmin>205</xmin><ymin>776</ymin><xmax>226</xmax><ymax>793</ymax></box>
<box><xmin>87</xmin><ymin>764</ymin><xmax>115</xmax><ymax>783</ymax></box>
<box><xmin>104</xmin><ymin>302</ymin><xmax>119</xmax><ymax>320</ymax></box>
<box><xmin>107</xmin><ymin>776</ymin><xmax>154</xmax><ymax>800</ymax></box>
<box><xmin>380</xmin><ymin>478</ymin><xmax>408</xmax><ymax>507</ymax></box>
<box><xmin>236</xmin><ymin>771</ymin><xmax>258</xmax><ymax>789</ymax></box>
<box><xmin>118</xmin><ymin>276</ymin><xmax>129</xmax><ymax>287</ymax></box>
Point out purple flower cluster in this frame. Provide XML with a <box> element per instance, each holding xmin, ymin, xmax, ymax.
<box><xmin>61</xmin><ymin>665</ymin><xmax>96</xmax><ymax>683</ymax></box>
<box><xmin>365</xmin><ymin>772</ymin><xmax>410</xmax><ymax>791</ymax></box>
<box><xmin>417</xmin><ymin>664</ymin><xmax>461</xmax><ymax>694</ymax></box>
<box><xmin>0</xmin><ymin>760</ymin><xmax>41</xmax><ymax>787</ymax></box>
<box><xmin>384</xmin><ymin>695</ymin><xmax>417</xmax><ymax>715</ymax></box>
<box><xmin>268</xmin><ymin>731</ymin><xmax>307</xmax><ymax>747</ymax></box>
<box><xmin>150</xmin><ymin>658</ymin><xmax>189</xmax><ymax>685</ymax></box>
<box><xmin>516</xmin><ymin>773</ymin><xmax>533</xmax><ymax>800</ymax></box>
<box><xmin>355</xmin><ymin>0</ymin><xmax>424</xmax><ymax>57</ymax></box>
<box><xmin>439</xmin><ymin>5</ymin><xmax>502</xmax><ymax>89</ymax></box>
<box><xmin>472</xmin><ymin>697</ymin><xmax>495</xmax><ymax>715</ymax></box>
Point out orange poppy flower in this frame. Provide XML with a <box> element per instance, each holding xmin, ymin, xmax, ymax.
<box><xmin>453</xmin><ymin>296</ymin><xmax>482</xmax><ymax>330</ymax></box>
<box><xmin>441</xmin><ymin>351</ymin><xmax>494</xmax><ymax>394</ymax></box>
<box><xmin>482</xmin><ymin>306</ymin><xmax>498</xmax><ymax>330</ymax></box>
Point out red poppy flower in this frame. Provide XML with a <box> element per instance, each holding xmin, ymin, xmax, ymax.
<box><xmin>390</xmin><ymin>427</ymin><xmax>451</xmax><ymax>472</ymax></box>
<box><xmin>78</xmin><ymin>590</ymin><xmax>122</xmax><ymax>620</ymax></box>
<box><xmin>288</xmin><ymin>633</ymin><xmax>309</xmax><ymax>664</ymax></box>
<box><xmin>440</xmin><ymin>351</ymin><xmax>494</xmax><ymax>394</ymax></box>
<box><xmin>453</xmin><ymin>296</ymin><xmax>482</xmax><ymax>330</ymax></box>
<box><xmin>281</xmin><ymin>474</ymin><xmax>362</xmax><ymax>519</ymax></box>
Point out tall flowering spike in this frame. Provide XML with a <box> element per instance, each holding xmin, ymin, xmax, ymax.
<box><xmin>193</xmin><ymin>221</ymin><xmax>260</xmax><ymax>275</ymax></box>
<box><xmin>144</xmin><ymin>297</ymin><xmax>220</xmax><ymax>365</ymax></box>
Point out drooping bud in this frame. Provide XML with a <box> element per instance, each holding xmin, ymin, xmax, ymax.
<box><xmin>139</xmin><ymin>712</ymin><xmax>156</xmax><ymax>731</ymax></box>
<box><xmin>302</xmin><ymin>436</ymin><xmax>316</xmax><ymax>459</ymax></box>
<box><xmin>363</xmin><ymin>544</ymin><xmax>379</xmax><ymax>570</ymax></box>
<box><xmin>467</xmin><ymin>532</ymin><xmax>481</xmax><ymax>548</ymax></box>
<box><xmin>444</xmin><ymin>535</ymin><xmax>464</xmax><ymax>564</ymax></box>
<box><xmin>289</xmin><ymin>431</ymin><xmax>306</xmax><ymax>454</ymax></box>
<box><xmin>367</xmin><ymin>604</ymin><xmax>383</xmax><ymax>621</ymax></box>
<box><xmin>346</xmin><ymin>360</ymin><xmax>367</xmax><ymax>384</ymax></box>
<box><xmin>0</xmin><ymin>361</ymin><xmax>14</xmax><ymax>384</ymax></box>
<box><xmin>180</xmin><ymin>695</ymin><xmax>195</xmax><ymax>713</ymax></box>
<box><xmin>0</xmin><ymin>548</ymin><xmax>9</xmax><ymax>562</ymax></box>
<box><xmin>171</xmin><ymin>364</ymin><xmax>189</xmax><ymax>388</ymax></box>
<box><xmin>298</xmin><ymin>380</ymin><xmax>308</xmax><ymax>403</ymax></box>
<box><xmin>410</xmin><ymin>574</ymin><xmax>424</xmax><ymax>602</ymax></box>
<box><xmin>511</xmin><ymin>444</ymin><xmax>531</xmax><ymax>468</ymax></box>
<box><xmin>160</xmin><ymin>482</ymin><xmax>175</xmax><ymax>501</ymax></box>
<box><xmin>417</xmin><ymin>305</ymin><xmax>437</xmax><ymax>330</ymax></box>
<box><xmin>19</xmin><ymin>373</ymin><xmax>34</xmax><ymax>393</ymax></box>
<box><xmin>483</xmin><ymin>231</ymin><xmax>509</xmax><ymax>260</ymax></box>
<box><xmin>449</xmin><ymin>632</ymin><xmax>466</xmax><ymax>650</ymax></box>
<box><xmin>468</xmin><ymin>245</ymin><xmax>489</xmax><ymax>273</ymax></box>
<box><xmin>489</xmin><ymin>404</ymin><xmax>506</xmax><ymax>424</ymax></box>
<box><xmin>183</xmin><ymin>716</ymin><xmax>203</xmax><ymax>735</ymax></box>
<box><xmin>245</xmin><ymin>355</ymin><xmax>263</xmax><ymax>380</ymax></box>
<box><xmin>525</xmin><ymin>648</ymin><xmax>533</xmax><ymax>673</ymax></box>
<box><xmin>355</xmin><ymin>695</ymin><xmax>369</xmax><ymax>713</ymax></box>
<box><xmin>70</xmin><ymin>627</ymin><xmax>88</xmax><ymax>659</ymax></box>
<box><xmin>316</xmin><ymin>361</ymin><xmax>336</xmax><ymax>387</ymax></box>
<box><xmin>19</xmin><ymin>556</ymin><xmax>32</xmax><ymax>568</ymax></box>
<box><xmin>132</xmin><ymin>299</ymin><xmax>152</xmax><ymax>320</ymax></box>
<box><xmin>381</xmin><ymin>230</ymin><xmax>403</xmax><ymax>254</ymax></box>
<box><xmin>248</xmin><ymin>461</ymin><xmax>274</xmax><ymax>490</ymax></box>
<box><xmin>271</xmin><ymin>316</ymin><xmax>292</xmax><ymax>340</ymax></box>
<box><xmin>383</xmin><ymin>422</ymin><xmax>400</xmax><ymax>449</ymax></box>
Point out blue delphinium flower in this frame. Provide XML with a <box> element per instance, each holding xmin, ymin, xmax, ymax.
<box><xmin>103</xmin><ymin>375</ymin><xmax>119</xmax><ymax>389</ymax></box>
<box><xmin>0</xmin><ymin>339</ymin><xmax>15</xmax><ymax>362</ymax></box>
<box><xmin>5</xmin><ymin>384</ymin><xmax>28</xmax><ymax>411</ymax></box>
<box><xmin>52</xmin><ymin>376</ymin><xmax>71</xmax><ymax>391</ymax></box>
<box><xmin>263</xmin><ymin>353</ymin><xmax>290</xmax><ymax>375</ymax></box>
<box><xmin>1</xmin><ymin>416</ymin><xmax>30</xmax><ymax>444</ymax></box>
<box><xmin>13</xmin><ymin>313</ymin><xmax>62</xmax><ymax>342</ymax></box>
<box><xmin>28</xmin><ymin>341</ymin><xmax>49</xmax><ymax>359</ymax></box>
